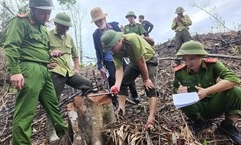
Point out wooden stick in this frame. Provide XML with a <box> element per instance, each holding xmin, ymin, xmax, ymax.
<box><xmin>157</xmin><ymin>54</ymin><xmax>241</xmax><ymax>60</ymax></box>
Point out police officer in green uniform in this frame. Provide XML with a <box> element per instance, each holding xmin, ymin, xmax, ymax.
<box><xmin>173</xmin><ymin>40</ymin><xmax>241</xmax><ymax>144</ymax></box>
<box><xmin>3</xmin><ymin>0</ymin><xmax>67</xmax><ymax>144</ymax></box>
<box><xmin>101</xmin><ymin>30</ymin><xmax>158</xmax><ymax>129</ymax></box>
<box><xmin>123</xmin><ymin>11</ymin><xmax>146</xmax><ymax>36</ymax></box>
<box><xmin>171</xmin><ymin>7</ymin><xmax>192</xmax><ymax>52</ymax></box>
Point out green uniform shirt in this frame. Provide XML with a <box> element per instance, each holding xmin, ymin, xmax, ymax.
<box><xmin>173</xmin><ymin>60</ymin><xmax>240</xmax><ymax>93</ymax></box>
<box><xmin>113</xmin><ymin>33</ymin><xmax>155</xmax><ymax>69</ymax></box>
<box><xmin>3</xmin><ymin>13</ymin><xmax>50</xmax><ymax>74</ymax></box>
<box><xmin>123</xmin><ymin>22</ymin><xmax>145</xmax><ymax>36</ymax></box>
<box><xmin>171</xmin><ymin>15</ymin><xmax>192</xmax><ymax>31</ymax></box>
<box><xmin>48</xmin><ymin>29</ymin><xmax>78</xmax><ymax>77</ymax></box>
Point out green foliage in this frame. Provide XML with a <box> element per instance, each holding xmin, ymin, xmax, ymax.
<box><xmin>18</xmin><ymin>4</ymin><xmax>29</xmax><ymax>14</ymax></box>
<box><xmin>0</xmin><ymin>0</ymin><xmax>28</xmax><ymax>46</ymax></box>
<box><xmin>0</xmin><ymin>5</ymin><xmax>12</xmax><ymax>46</ymax></box>
<box><xmin>202</xmin><ymin>139</ymin><xmax>210</xmax><ymax>145</ymax></box>
<box><xmin>57</xmin><ymin>0</ymin><xmax>76</xmax><ymax>8</ymax></box>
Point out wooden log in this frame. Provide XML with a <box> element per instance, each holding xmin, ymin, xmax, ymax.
<box><xmin>158</xmin><ymin>54</ymin><xmax>241</xmax><ymax>60</ymax></box>
<box><xmin>60</xmin><ymin>90</ymin><xmax>116</xmax><ymax>145</ymax></box>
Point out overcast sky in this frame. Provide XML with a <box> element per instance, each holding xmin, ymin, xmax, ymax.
<box><xmin>51</xmin><ymin>0</ymin><xmax>241</xmax><ymax>64</ymax></box>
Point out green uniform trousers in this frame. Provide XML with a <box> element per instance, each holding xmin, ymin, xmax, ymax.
<box><xmin>12</xmin><ymin>62</ymin><xmax>67</xmax><ymax>145</ymax></box>
<box><xmin>181</xmin><ymin>87</ymin><xmax>241</xmax><ymax>120</ymax></box>
<box><xmin>175</xmin><ymin>29</ymin><xmax>191</xmax><ymax>51</ymax></box>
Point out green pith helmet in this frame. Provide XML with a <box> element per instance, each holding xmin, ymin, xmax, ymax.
<box><xmin>52</xmin><ymin>13</ymin><xmax>72</xmax><ymax>27</ymax></box>
<box><xmin>176</xmin><ymin>40</ymin><xmax>208</xmax><ymax>56</ymax></box>
<box><xmin>125</xmin><ymin>11</ymin><xmax>136</xmax><ymax>19</ymax></box>
<box><xmin>101</xmin><ymin>30</ymin><xmax>123</xmax><ymax>53</ymax></box>
<box><xmin>29</xmin><ymin>0</ymin><xmax>54</xmax><ymax>10</ymax></box>
<box><xmin>175</xmin><ymin>6</ymin><xmax>184</xmax><ymax>14</ymax></box>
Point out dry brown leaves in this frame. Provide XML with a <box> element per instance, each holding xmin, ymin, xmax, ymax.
<box><xmin>1</xmin><ymin>32</ymin><xmax>241</xmax><ymax>145</ymax></box>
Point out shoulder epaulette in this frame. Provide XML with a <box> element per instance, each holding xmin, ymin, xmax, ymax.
<box><xmin>203</xmin><ymin>58</ymin><xmax>218</xmax><ymax>63</ymax></box>
<box><xmin>17</xmin><ymin>13</ymin><xmax>28</xmax><ymax>18</ymax></box>
<box><xmin>173</xmin><ymin>64</ymin><xmax>186</xmax><ymax>72</ymax></box>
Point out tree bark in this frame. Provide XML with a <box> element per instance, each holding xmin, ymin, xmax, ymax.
<box><xmin>59</xmin><ymin>90</ymin><xmax>116</xmax><ymax>145</ymax></box>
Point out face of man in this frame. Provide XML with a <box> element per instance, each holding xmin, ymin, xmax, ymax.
<box><xmin>177</xmin><ymin>13</ymin><xmax>183</xmax><ymax>17</ymax></box>
<box><xmin>139</xmin><ymin>17</ymin><xmax>143</xmax><ymax>23</ymax></box>
<box><xmin>94</xmin><ymin>18</ymin><xmax>107</xmax><ymax>30</ymax></box>
<box><xmin>55</xmin><ymin>23</ymin><xmax>69</xmax><ymax>35</ymax></box>
<box><xmin>33</xmin><ymin>8</ymin><xmax>51</xmax><ymax>24</ymax></box>
<box><xmin>127</xmin><ymin>16</ymin><xmax>135</xmax><ymax>24</ymax></box>
<box><xmin>112</xmin><ymin>39</ymin><xmax>123</xmax><ymax>54</ymax></box>
<box><xmin>182</xmin><ymin>55</ymin><xmax>202</xmax><ymax>72</ymax></box>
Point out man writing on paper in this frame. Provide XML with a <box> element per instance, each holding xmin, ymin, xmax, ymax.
<box><xmin>173</xmin><ymin>40</ymin><xmax>241</xmax><ymax>144</ymax></box>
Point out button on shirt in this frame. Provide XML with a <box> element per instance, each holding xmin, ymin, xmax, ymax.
<box><xmin>123</xmin><ymin>22</ymin><xmax>145</xmax><ymax>36</ymax></box>
<box><xmin>4</xmin><ymin>13</ymin><xmax>50</xmax><ymax>74</ymax></box>
<box><xmin>48</xmin><ymin>29</ymin><xmax>78</xmax><ymax>77</ymax></box>
<box><xmin>173</xmin><ymin>60</ymin><xmax>240</xmax><ymax>93</ymax></box>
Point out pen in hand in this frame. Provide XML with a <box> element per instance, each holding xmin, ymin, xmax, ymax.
<box><xmin>177</xmin><ymin>82</ymin><xmax>188</xmax><ymax>93</ymax></box>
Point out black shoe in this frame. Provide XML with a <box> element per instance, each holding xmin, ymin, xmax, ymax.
<box><xmin>188</xmin><ymin>119</ymin><xmax>207</xmax><ymax>135</ymax></box>
<box><xmin>132</xmin><ymin>96</ymin><xmax>141</xmax><ymax>104</ymax></box>
<box><xmin>219</xmin><ymin>121</ymin><xmax>241</xmax><ymax>145</ymax></box>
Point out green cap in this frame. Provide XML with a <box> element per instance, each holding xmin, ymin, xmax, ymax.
<box><xmin>29</xmin><ymin>0</ymin><xmax>54</xmax><ymax>10</ymax></box>
<box><xmin>125</xmin><ymin>11</ymin><xmax>136</xmax><ymax>19</ymax></box>
<box><xmin>101</xmin><ymin>30</ymin><xmax>123</xmax><ymax>53</ymax></box>
<box><xmin>176</xmin><ymin>40</ymin><xmax>208</xmax><ymax>56</ymax></box>
<box><xmin>175</xmin><ymin>6</ymin><xmax>184</xmax><ymax>14</ymax></box>
<box><xmin>52</xmin><ymin>12</ymin><xmax>72</xmax><ymax>27</ymax></box>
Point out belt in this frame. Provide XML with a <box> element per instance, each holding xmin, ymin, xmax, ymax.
<box><xmin>20</xmin><ymin>60</ymin><xmax>48</xmax><ymax>67</ymax></box>
<box><xmin>175</xmin><ymin>28</ymin><xmax>188</xmax><ymax>32</ymax></box>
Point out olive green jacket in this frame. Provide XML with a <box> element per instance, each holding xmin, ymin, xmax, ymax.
<box><xmin>123</xmin><ymin>22</ymin><xmax>145</xmax><ymax>36</ymax></box>
<box><xmin>48</xmin><ymin>29</ymin><xmax>78</xmax><ymax>77</ymax></box>
<box><xmin>171</xmin><ymin>15</ymin><xmax>192</xmax><ymax>31</ymax></box>
<box><xmin>4</xmin><ymin>13</ymin><xmax>50</xmax><ymax>75</ymax></box>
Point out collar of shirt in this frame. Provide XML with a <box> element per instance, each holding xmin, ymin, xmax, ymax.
<box><xmin>128</xmin><ymin>21</ymin><xmax>136</xmax><ymax>26</ymax></box>
<box><xmin>53</xmin><ymin>28</ymin><xmax>66</xmax><ymax>39</ymax></box>
<box><xmin>26</xmin><ymin>13</ymin><xmax>35</xmax><ymax>25</ymax></box>
<box><xmin>186</xmin><ymin>60</ymin><xmax>208</xmax><ymax>74</ymax></box>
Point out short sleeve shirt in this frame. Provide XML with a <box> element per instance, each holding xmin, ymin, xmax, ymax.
<box><xmin>113</xmin><ymin>33</ymin><xmax>155</xmax><ymax>68</ymax></box>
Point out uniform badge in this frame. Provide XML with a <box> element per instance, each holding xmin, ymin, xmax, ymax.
<box><xmin>203</xmin><ymin>58</ymin><xmax>218</xmax><ymax>63</ymax></box>
<box><xmin>173</xmin><ymin>64</ymin><xmax>186</xmax><ymax>72</ymax></box>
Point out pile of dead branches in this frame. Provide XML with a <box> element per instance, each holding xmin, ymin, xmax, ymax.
<box><xmin>0</xmin><ymin>31</ymin><xmax>241</xmax><ymax>145</ymax></box>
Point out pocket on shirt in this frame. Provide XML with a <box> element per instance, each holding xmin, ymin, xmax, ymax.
<box><xmin>65</xmin><ymin>44</ymin><xmax>72</xmax><ymax>54</ymax></box>
<box><xmin>29</xmin><ymin>31</ymin><xmax>46</xmax><ymax>43</ymax></box>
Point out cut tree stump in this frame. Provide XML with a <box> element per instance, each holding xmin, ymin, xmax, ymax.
<box><xmin>59</xmin><ymin>90</ymin><xmax>116</xmax><ymax>145</ymax></box>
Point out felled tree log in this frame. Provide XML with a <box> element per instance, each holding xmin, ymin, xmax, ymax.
<box><xmin>59</xmin><ymin>90</ymin><xmax>116</xmax><ymax>145</ymax></box>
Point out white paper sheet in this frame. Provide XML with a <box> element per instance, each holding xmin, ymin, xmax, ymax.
<box><xmin>172</xmin><ymin>92</ymin><xmax>200</xmax><ymax>108</ymax></box>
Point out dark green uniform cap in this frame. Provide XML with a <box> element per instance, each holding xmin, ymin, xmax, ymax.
<box><xmin>52</xmin><ymin>12</ymin><xmax>72</xmax><ymax>27</ymax></box>
<box><xmin>125</xmin><ymin>11</ymin><xmax>136</xmax><ymax>19</ymax></box>
<box><xmin>175</xmin><ymin>6</ymin><xmax>184</xmax><ymax>14</ymax></box>
<box><xmin>101</xmin><ymin>30</ymin><xmax>123</xmax><ymax>53</ymax></box>
<box><xmin>176</xmin><ymin>40</ymin><xmax>208</xmax><ymax>56</ymax></box>
<box><xmin>29</xmin><ymin>0</ymin><xmax>54</xmax><ymax>10</ymax></box>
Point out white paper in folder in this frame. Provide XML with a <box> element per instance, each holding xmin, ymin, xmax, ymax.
<box><xmin>172</xmin><ymin>92</ymin><xmax>199</xmax><ymax>108</ymax></box>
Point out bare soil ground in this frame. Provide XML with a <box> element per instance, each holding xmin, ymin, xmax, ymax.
<box><xmin>1</xmin><ymin>31</ymin><xmax>241</xmax><ymax>145</ymax></box>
